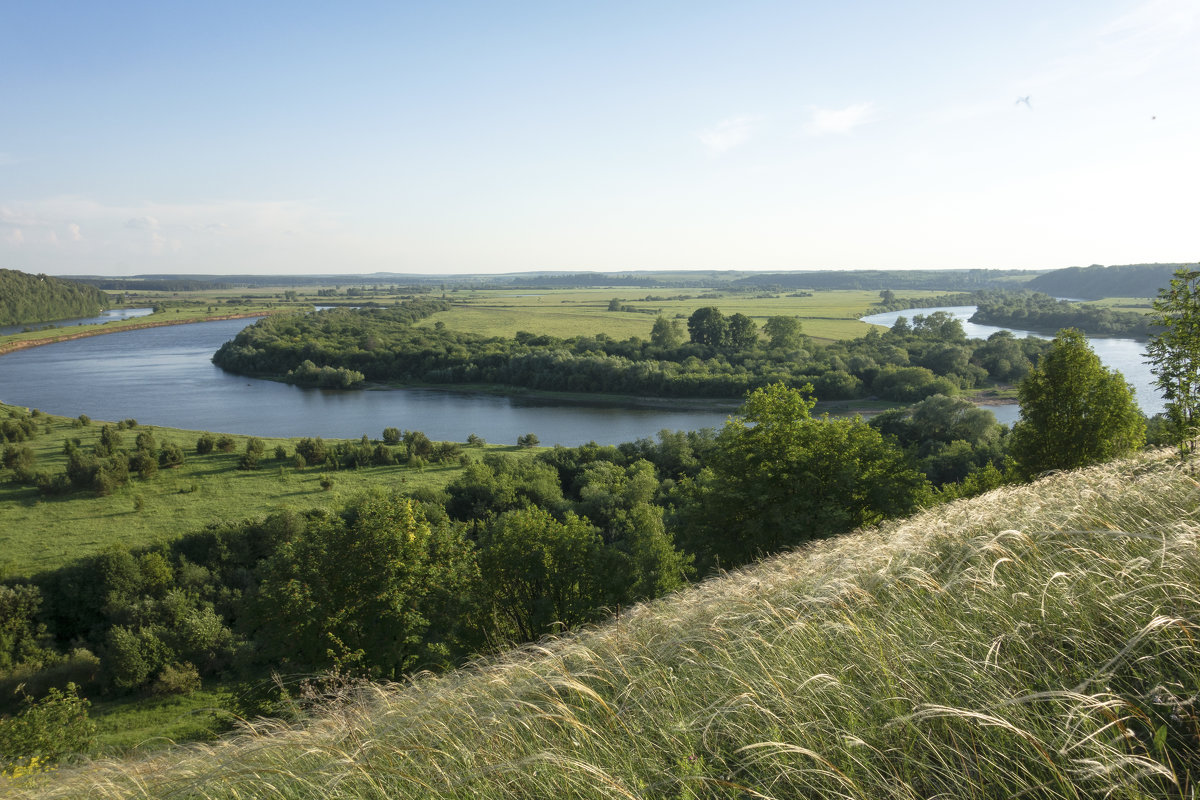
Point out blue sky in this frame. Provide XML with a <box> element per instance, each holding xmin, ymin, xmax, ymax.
<box><xmin>1</xmin><ymin>0</ymin><xmax>1197</xmax><ymax>276</ymax></box>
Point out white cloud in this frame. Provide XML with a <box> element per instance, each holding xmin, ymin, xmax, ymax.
<box><xmin>4</xmin><ymin>228</ymin><xmax>23</xmax><ymax>245</ymax></box>
<box><xmin>697</xmin><ymin>115</ymin><xmax>759</xmax><ymax>155</ymax></box>
<box><xmin>124</xmin><ymin>215</ymin><xmax>160</xmax><ymax>230</ymax></box>
<box><xmin>807</xmin><ymin>102</ymin><xmax>876</xmax><ymax>135</ymax></box>
<box><xmin>67</xmin><ymin>223</ymin><xmax>82</xmax><ymax>241</ymax></box>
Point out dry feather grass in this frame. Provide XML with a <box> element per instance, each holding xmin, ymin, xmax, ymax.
<box><xmin>11</xmin><ymin>448</ymin><xmax>1200</xmax><ymax>799</ymax></box>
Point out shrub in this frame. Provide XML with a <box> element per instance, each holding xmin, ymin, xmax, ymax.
<box><xmin>196</xmin><ymin>434</ymin><xmax>215</xmax><ymax>455</ymax></box>
<box><xmin>0</xmin><ymin>684</ymin><xmax>96</xmax><ymax>768</ymax></box>
<box><xmin>216</xmin><ymin>435</ymin><xmax>236</xmax><ymax>453</ymax></box>
<box><xmin>517</xmin><ymin>433</ymin><xmax>540</xmax><ymax>448</ymax></box>
<box><xmin>159</xmin><ymin>442</ymin><xmax>185</xmax><ymax>468</ymax></box>
<box><xmin>151</xmin><ymin>662</ymin><xmax>201</xmax><ymax>696</ymax></box>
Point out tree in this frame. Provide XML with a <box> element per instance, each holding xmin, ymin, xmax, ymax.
<box><xmin>1147</xmin><ymin>267</ymin><xmax>1200</xmax><ymax>454</ymax></box>
<box><xmin>650</xmin><ymin>316</ymin><xmax>684</xmax><ymax>347</ymax></box>
<box><xmin>254</xmin><ymin>495</ymin><xmax>479</xmax><ymax>677</ymax></box>
<box><xmin>726</xmin><ymin>313</ymin><xmax>758</xmax><ymax>349</ymax></box>
<box><xmin>674</xmin><ymin>383</ymin><xmax>929</xmax><ymax>571</ymax></box>
<box><xmin>477</xmin><ymin>507</ymin><xmax>604</xmax><ymax>641</ymax></box>
<box><xmin>517</xmin><ymin>432</ymin><xmax>540</xmax><ymax>448</ymax></box>
<box><xmin>763</xmin><ymin>316</ymin><xmax>803</xmax><ymax>349</ymax></box>
<box><xmin>1008</xmin><ymin>329</ymin><xmax>1145</xmax><ymax>478</ymax></box>
<box><xmin>687</xmin><ymin>307</ymin><xmax>728</xmax><ymax>346</ymax></box>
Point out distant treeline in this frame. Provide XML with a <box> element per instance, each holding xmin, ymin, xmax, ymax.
<box><xmin>731</xmin><ymin>270</ymin><xmax>1035</xmax><ymax>292</ymax></box>
<box><xmin>971</xmin><ymin>291</ymin><xmax>1152</xmax><ymax>337</ymax></box>
<box><xmin>0</xmin><ymin>269</ymin><xmax>111</xmax><ymax>326</ymax></box>
<box><xmin>1025</xmin><ymin>263</ymin><xmax>1188</xmax><ymax>299</ymax></box>
<box><xmin>74</xmin><ymin>278</ymin><xmax>235</xmax><ymax>292</ymax></box>
<box><xmin>213</xmin><ymin>300</ymin><xmax>1054</xmax><ymax>402</ymax></box>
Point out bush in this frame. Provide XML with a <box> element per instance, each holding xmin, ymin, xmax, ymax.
<box><xmin>216</xmin><ymin>435</ymin><xmax>236</xmax><ymax>453</ymax></box>
<box><xmin>382</xmin><ymin>427</ymin><xmax>401</xmax><ymax>445</ymax></box>
<box><xmin>159</xmin><ymin>442</ymin><xmax>185</xmax><ymax>468</ymax></box>
<box><xmin>0</xmin><ymin>684</ymin><xmax>96</xmax><ymax>768</ymax></box>
<box><xmin>196</xmin><ymin>434</ymin><xmax>215</xmax><ymax>455</ymax></box>
<box><xmin>274</xmin><ymin>445</ymin><xmax>288</xmax><ymax>460</ymax></box>
<box><xmin>467</xmin><ymin>433</ymin><xmax>485</xmax><ymax>447</ymax></box>
<box><xmin>151</xmin><ymin>662</ymin><xmax>201</xmax><ymax>696</ymax></box>
<box><xmin>517</xmin><ymin>433</ymin><xmax>540</xmax><ymax>448</ymax></box>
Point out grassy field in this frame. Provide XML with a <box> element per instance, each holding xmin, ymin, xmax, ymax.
<box><xmin>0</xmin><ymin>405</ymin><xmax>498</xmax><ymax>578</ymax></box>
<box><xmin>422</xmin><ymin>288</ymin><xmax>931</xmax><ymax>342</ymax></box>
<box><xmin>16</xmin><ymin>448</ymin><xmax>1200</xmax><ymax>798</ymax></box>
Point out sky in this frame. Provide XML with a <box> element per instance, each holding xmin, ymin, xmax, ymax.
<box><xmin>1</xmin><ymin>0</ymin><xmax>1198</xmax><ymax>276</ymax></box>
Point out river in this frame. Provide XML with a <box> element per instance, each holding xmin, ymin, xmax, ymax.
<box><xmin>0</xmin><ymin>317</ymin><xmax>734</xmax><ymax>446</ymax></box>
<box><xmin>859</xmin><ymin>306</ymin><xmax>1162</xmax><ymax>425</ymax></box>
<box><xmin>0</xmin><ymin>307</ymin><xmax>1162</xmax><ymax>441</ymax></box>
<box><xmin>0</xmin><ymin>307</ymin><xmax>155</xmax><ymax>337</ymax></box>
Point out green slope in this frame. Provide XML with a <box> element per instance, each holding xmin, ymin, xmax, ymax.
<box><xmin>13</xmin><ymin>449</ymin><xmax>1200</xmax><ymax>798</ymax></box>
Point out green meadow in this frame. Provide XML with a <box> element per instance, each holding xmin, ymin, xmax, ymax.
<box><xmin>0</xmin><ymin>405</ymin><xmax>493</xmax><ymax>578</ymax></box>
<box><xmin>420</xmin><ymin>288</ymin><xmax>927</xmax><ymax>342</ymax></box>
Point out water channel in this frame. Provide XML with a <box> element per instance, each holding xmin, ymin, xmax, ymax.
<box><xmin>0</xmin><ymin>317</ymin><xmax>735</xmax><ymax>446</ymax></box>
<box><xmin>0</xmin><ymin>306</ymin><xmax>1161</xmax><ymax>443</ymax></box>
<box><xmin>859</xmin><ymin>306</ymin><xmax>1161</xmax><ymax>425</ymax></box>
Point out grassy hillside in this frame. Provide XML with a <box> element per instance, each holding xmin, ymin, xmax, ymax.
<box><xmin>15</xmin><ymin>449</ymin><xmax>1200</xmax><ymax>798</ymax></box>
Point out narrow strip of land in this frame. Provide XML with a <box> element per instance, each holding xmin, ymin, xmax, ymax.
<box><xmin>0</xmin><ymin>311</ymin><xmax>277</xmax><ymax>356</ymax></box>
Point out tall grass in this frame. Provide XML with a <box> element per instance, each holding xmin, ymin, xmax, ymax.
<box><xmin>13</xmin><ymin>449</ymin><xmax>1200</xmax><ymax>798</ymax></box>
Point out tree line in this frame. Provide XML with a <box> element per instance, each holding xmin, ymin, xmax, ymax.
<box><xmin>0</xmin><ymin>269</ymin><xmax>111</xmax><ymax>327</ymax></box>
<box><xmin>970</xmin><ymin>290</ymin><xmax>1151</xmax><ymax>337</ymax></box>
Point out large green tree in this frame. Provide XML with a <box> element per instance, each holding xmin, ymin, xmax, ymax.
<box><xmin>675</xmin><ymin>383</ymin><xmax>929</xmax><ymax>571</ymax></box>
<box><xmin>1147</xmin><ymin>267</ymin><xmax>1200</xmax><ymax>454</ymax></box>
<box><xmin>254</xmin><ymin>495</ymin><xmax>479</xmax><ymax>677</ymax></box>
<box><xmin>1008</xmin><ymin>329</ymin><xmax>1145</xmax><ymax>478</ymax></box>
<box><xmin>687</xmin><ymin>306</ymin><xmax>728</xmax><ymax>347</ymax></box>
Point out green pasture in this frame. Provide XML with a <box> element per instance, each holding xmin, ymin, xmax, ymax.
<box><xmin>417</xmin><ymin>288</ymin><xmax>937</xmax><ymax>342</ymax></box>
<box><xmin>0</xmin><ymin>406</ymin><xmax>491</xmax><ymax>578</ymax></box>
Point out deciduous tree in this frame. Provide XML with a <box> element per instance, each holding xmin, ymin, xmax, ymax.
<box><xmin>1147</xmin><ymin>267</ymin><xmax>1200</xmax><ymax>454</ymax></box>
<box><xmin>1008</xmin><ymin>329</ymin><xmax>1145</xmax><ymax>478</ymax></box>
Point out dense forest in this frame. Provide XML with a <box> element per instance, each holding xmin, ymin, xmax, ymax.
<box><xmin>970</xmin><ymin>291</ymin><xmax>1152</xmax><ymax>337</ymax></box>
<box><xmin>0</xmin><ymin>269</ymin><xmax>111</xmax><ymax>326</ymax></box>
<box><xmin>213</xmin><ymin>300</ymin><xmax>1053</xmax><ymax>402</ymax></box>
<box><xmin>1025</xmin><ymin>263</ymin><xmax>1187</xmax><ymax>299</ymax></box>
<box><xmin>1</xmin><ymin>383</ymin><xmax>1004</xmax><ymax>714</ymax></box>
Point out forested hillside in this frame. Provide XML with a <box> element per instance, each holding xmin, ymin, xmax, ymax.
<box><xmin>0</xmin><ymin>269</ymin><xmax>110</xmax><ymax>326</ymax></box>
<box><xmin>1026</xmin><ymin>263</ymin><xmax>1187</xmax><ymax>299</ymax></box>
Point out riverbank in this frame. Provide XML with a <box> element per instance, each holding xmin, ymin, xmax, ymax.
<box><xmin>0</xmin><ymin>310</ymin><xmax>281</xmax><ymax>356</ymax></box>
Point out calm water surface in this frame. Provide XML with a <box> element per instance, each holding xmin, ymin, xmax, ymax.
<box><xmin>0</xmin><ymin>307</ymin><xmax>154</xmax><ymax>336</ymax></box>
<box><xmin>0</xmin><ymin>318</ymin><xmax>732</xmax><ymax>445</ymax></box>
<box><xmin>860</xmin><ymin>306</ymin><xmax>1162</xmax><ymax>425</ymax></box>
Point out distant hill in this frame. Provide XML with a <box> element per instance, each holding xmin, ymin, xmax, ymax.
<box><xmin>731</xmin><ymin>269</ymin><xmax>1038</xmax><ymax>291</ymax></box>
<box><xmin>0</xmin><ymin>268</ymin><xmax>110</xmax><ymax>326</ymax></box>
<box><xmin>1026</xmin><ymin>263</ymin><xmax>1190</xmax><ymax>299</ymax></box>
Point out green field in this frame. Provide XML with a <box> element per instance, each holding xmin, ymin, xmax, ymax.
<box><xmin>420</xmin><ymin>288</ymin><xmax>934</xmax><ymax>342</ymax></box>
<box><xmin>0</xmin><ymin>405</ymin><xmax>495</xmax><ymax>578</ymax></box>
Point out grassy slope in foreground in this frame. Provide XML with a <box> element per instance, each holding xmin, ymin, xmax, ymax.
<box><xmin>16</xmin><ymin>450</ymin><xmax>1200</xmax><ymax>798</ymax></box>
